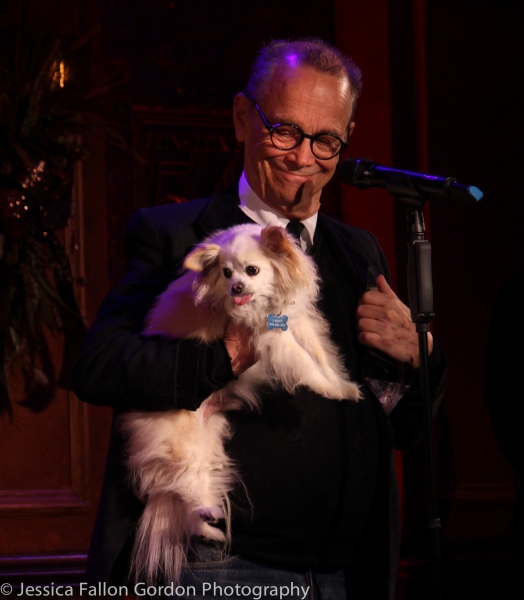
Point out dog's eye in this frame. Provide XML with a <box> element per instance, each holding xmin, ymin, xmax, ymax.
<box><xmin>246</xmin><ymin>266</ymin><xmax>259</xmax><ymax>276</ymax></box>
<box><xmin>223</xmin><ymin>268</ymin><xmax>233</xmax><ymax>279</ymax></box>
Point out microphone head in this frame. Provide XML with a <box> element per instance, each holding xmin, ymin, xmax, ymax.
<box><xmin>468</xmin><ymin>186</ymin><xmax>483</xmax><ymax>202</ymax></box>
<box><xmin>447</xmin><ymin>183</ymin><xmax>484</xmax><ymax>203</ymax></box>
<box><xmin>338</xmin><ymin>158</ymin><xmax>376</xmax><ymax>188</ymax></box>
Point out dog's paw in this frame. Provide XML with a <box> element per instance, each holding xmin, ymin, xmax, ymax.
<box><xmin>322</xmin><ymin>380</ymin><xmax>362</xmax><ymax>401</ymax></box>
<box><xmin>197</xmin><ymin>505</ymin><xmax>225</xmax><ymax>523</ymax></box>
<box><xmin>342</xmin><ymin>381</ymin><xmax>363</xmax><ymax>402</ymax></box>
<box><xmin>195</xmin><ymin>523</ymin><xmax>226</xmax><ymax>542</ymax></box>
<box><xmin>192</xmin><ymin>506</ymin><xmax>227</xmax><ymax>542</ymax></box>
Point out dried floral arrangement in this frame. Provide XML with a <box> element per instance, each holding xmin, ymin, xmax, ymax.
<box><xmin>0</xmin><ymin>31</ymin><xmax>130</xmax><ymax>418</ymax></box>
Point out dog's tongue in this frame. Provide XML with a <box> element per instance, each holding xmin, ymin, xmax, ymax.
<box><xmin>233</xmin><ymin>294</ymin><xmax>252</xmax><ymax>306</ymax></box>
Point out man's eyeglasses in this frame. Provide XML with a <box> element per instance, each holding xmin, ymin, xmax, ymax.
<box><xmin>249</xmin><ymin>97</ymin><xmax>348</xmax><ymax>160</ymax></box>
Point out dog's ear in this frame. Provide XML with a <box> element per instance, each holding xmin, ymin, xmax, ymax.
<box><xmin>261</xmin><ymin>225</ymin><xmax>316</xmax><ymax>295</ymax></box>
<box><xmin>184</xmin><ymin>243</ymin><xmax>221</xmax><ymax>272</ymax></box>
<box><xmin>261</xmin><ymin>225</ymin><xmax>295</xmax><ymax>255</ymax></box>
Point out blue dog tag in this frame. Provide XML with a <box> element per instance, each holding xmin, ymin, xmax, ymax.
<box><xmin>267</xmin><ymin>314</ymin><xmax>289</xmax><ymax>331</ymax></box>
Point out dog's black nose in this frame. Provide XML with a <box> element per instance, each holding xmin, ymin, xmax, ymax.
<box><xmin>232</xmin><ymin>282</ymin><xmax>244</xmax><ymax>295</ymax></box>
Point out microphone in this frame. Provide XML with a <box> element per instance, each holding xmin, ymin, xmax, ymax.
<box><xmin>339</xmin><ymin>157</ymin><xmax>483</xmax><ymax>203</ymax></box>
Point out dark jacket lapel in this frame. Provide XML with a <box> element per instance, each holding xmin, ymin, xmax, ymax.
<box><xmin>316</xmin><ymin>213</ymin><xmax>377</xmax><ymax>297</ymax></box>
<box><xmin>193</xmin><ymin>184</ymin><xmax>253</xmax><ymax>239</ymax></box>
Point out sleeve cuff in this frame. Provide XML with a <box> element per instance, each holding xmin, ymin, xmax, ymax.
<box><xmin>173</xmin><ymin>338</ymin><xmax>235</xmax><ymax>410</ymax></box>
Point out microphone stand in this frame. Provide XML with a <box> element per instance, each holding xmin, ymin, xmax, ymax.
<box><xmin>338</xmin><ymin>157</ymin><xmax>483</xmax><ymax>598</ymax></box>
<box><xmin>398</xmin><ymin>192</ymin><xmax>443</xmax><ymax>600</ymax></box>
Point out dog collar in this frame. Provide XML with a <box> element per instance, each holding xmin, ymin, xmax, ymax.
<box><xmin>267</xmin><ymin>314</ymin><xmax>288</xmax><ymax>331</ymax></box>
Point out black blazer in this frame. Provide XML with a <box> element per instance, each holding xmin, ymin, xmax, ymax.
<box><xmin>73</xmin><ymin>186</ymin><xmax>447</xmax><ymax>599</ymax></box>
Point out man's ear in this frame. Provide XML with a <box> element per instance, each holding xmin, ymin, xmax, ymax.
<box><xmin>184</xmin><ymin>244</ymin><xmax>221</xmax><ymax>272</ymax></box>
<box><xmin>348</xmin><ymin>121</ymin><xmax>355</xmax><ymax>138</ymax></box>
<box><xmin>233</xmin><ymin>93</ymin><xmax>250</xmax><ymax>143</ymax></box>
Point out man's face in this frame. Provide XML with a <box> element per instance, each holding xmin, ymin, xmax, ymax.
<box><xmin>233</xmin><ymin>63</ymin><xmax>353</xmax><ymax>220</ymax></box>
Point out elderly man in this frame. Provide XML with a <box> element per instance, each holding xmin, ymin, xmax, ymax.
<box><xmin>73</xmin><ymin>38</ymin><xmax>446</xmax><ymax>600</ymax></box>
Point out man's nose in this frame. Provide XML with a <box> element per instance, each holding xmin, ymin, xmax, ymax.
<box><xmin>232</xmin><ymin>282</ymin><xmax>244</xmax><ymax>295</ymax></box>
<box><xmin>286</xmin><ymin>139</ymin><xmax>315</xmax><ymax>167</ymax></box>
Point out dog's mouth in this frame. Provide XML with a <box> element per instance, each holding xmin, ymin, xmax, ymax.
<box><xmin>232</xmin><ymin>294</ymin><xmax>253</xmax><ymax>306</ymax></box>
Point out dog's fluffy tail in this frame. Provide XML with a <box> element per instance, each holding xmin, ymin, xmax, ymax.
<box><xmin>130</xmin><ymin>493</ymin><xmax>190</xmax><ymax>586</ymax></box>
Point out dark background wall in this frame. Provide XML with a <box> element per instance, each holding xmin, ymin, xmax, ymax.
<box><xmin>1</xmin><ymin>0</ymin><xmax>523</xmax><ymax>598</ymax></box>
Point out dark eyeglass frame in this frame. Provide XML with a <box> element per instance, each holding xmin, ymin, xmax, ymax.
<box><xmin>248</xmin><ymin>97</ymin><xmax>349</xmax><ymax>160</ymax></box>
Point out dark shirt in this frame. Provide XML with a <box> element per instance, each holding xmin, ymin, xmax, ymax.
<box><xmin>228</xmin><ymin>228</ymin><xmax>380</xmax><ymax>569</ymax></box>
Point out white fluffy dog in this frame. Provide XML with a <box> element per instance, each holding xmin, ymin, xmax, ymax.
<box><xmin>119</xmin><ymin>223</ymin><xmax>361</xmax><ymax>585</ymax></box>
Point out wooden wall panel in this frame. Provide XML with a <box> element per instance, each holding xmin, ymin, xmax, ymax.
<box><xmin>0</xmin><ymin>2</ymin><xmax>113</xmax><ymax>587</ymax></box>
<box><xmin>0</xmin><ymin>136</ymin><xmax>113</xmax><ymax>567</ymax></box>
<box><xmin>0</xmin><ymin>394</ymin><xmax>88</xmax><ymax>515</ymax></box>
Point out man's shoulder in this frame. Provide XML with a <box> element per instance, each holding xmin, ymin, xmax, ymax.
<box><xmin>318</xmin><ymin>212</ymin><xmax>389</xmax><ymax>282</ymax></box>
<box><xmin>319</xmin><ymin>212</ymin><xmax>381</xmax><ymax>251</ymax></box>
<box><xmin>130</xmin><ymin>196</ymin><xmax>212</xmax><ymax>232</ymax></box>
<box><xmin>128</xmin><ymin>185</ymin><xmax>241</xmax><ymax>236</ymax></box>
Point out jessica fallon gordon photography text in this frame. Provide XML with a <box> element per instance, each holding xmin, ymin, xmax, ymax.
<box><xmin>14</xmin><ymin>582</ymin><xmax>312</xmax><ymax>599</ymax></box>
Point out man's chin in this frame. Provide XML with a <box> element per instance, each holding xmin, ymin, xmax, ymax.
<box><xmin>263</xmin><ymin>194</ymin><xmax>304</xmax><ymax>217</ymax></box>
<box><xmin>273</xmin><ymin>182</ymin><xmax>320</xmax><ymax>216</ymax></box>
<box><xmin>267</xmin><ymin>177</ymin><xmax>304</xmax><ymax>198</ymax></box>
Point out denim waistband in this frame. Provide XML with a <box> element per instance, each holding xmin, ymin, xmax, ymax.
<box><xmin>187</xmin><ymin>538</ymin><xmax>229</xmax><ymax>564</ymax></box>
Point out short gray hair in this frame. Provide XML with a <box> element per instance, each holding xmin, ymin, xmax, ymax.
<box><xmin>245</xmin><ymin>38</ymin><xmax>363</xmax><ymax>122</ymax></box>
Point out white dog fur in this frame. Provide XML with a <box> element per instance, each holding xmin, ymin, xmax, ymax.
<box><xmin>119</xmin><ymin>223</ymin><xmax>361</xmax><ymax>585</ymax></box>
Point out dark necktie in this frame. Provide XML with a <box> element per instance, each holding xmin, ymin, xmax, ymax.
<box><xmin>286</xmin><ymin>220</ymin><xmax>305</xmax><ymax>244</ymax></box>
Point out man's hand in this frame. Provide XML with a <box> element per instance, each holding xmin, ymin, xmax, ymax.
<box><xmin>356</xmin><ymin>275</ymin><xmax>433</xmax><ymax>368</ymax></box>
<box><xmin>223</xmin><ymin>321</ymin><xmax>257</xmax><ymax>376</ymax></box>
<box><xmin>202</xmin><ymin>323</ymin><xmax>256</xmax><ymax>419</ymax></box>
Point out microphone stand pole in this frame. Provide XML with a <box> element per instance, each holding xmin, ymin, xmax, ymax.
<box><xmin>398</xmin><ymin>193</ymin><xmax>443</xmax><ymax>600</ymax></box>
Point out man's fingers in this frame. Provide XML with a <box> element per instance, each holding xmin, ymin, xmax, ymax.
<box><xmin>357</xmin><ymin>276</ymin><xmax>394</xmax><ymax>306</ymax></box>
<box><xmin>358</xmin><ymin>290</ymin><xmax>390</xmax><ymax>307</ymax></box>
<box><xmin>357</xmin><ymin>317</ymin><xmax>389</xmax><ymax>335</ymax></box>
<box><xmin>375</xmin><ymin>274</ymin><xmax>395</xmax><ymax>295</ymax></box>
<box><xmin>224</xmin><ymin>321</ymin><xmax>256</xmax><ymax>376</ymax></box>
<box><xmin>356</xmin><ymin>304</ymin><xmax>392</xmax><ymax>322</ymax></box>
<box><xmin>357</xmin><ymin>330</ymin><xmax>384</xmax><ymax>349</ymax></box>
<box><xmin>356</xmin><ymin>274</ymin><xmax>427</xmax><ymax>367</ymax></box>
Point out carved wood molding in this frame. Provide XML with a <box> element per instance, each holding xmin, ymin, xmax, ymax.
<box><xmin>132</xmin><ymin>105</ymin><xmax>243</xmax><ymax>209</ymax></box>
<box><xmin>0</xmin><ymin>393</ymin><xmax>89</xmax><ymax>515</ymax></box>
<box><xmin>0</xmin><ymin>552</ymin><xmax>86</xmax><ymax>596</ymax></box>
<box><xmin>0</xmin><ymin>489</ymin><xmax>88</xmax><ymax>515</ymax></box>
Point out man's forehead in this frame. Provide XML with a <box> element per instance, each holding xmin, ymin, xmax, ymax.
<box><xmin>264</xmin><ymin>61</ymin><xmax>348</xmax><ymax>90</ymax></box>
<box><xmin>260</xmin><ymin>63</ymin><xmax>352</xmax><ymax>127</ymax></box>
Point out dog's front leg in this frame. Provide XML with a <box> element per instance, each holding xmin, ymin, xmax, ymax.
<box><xmin>291</xmin><ymin>319</ymin><xmax>362</xmax><ymax>398</ymax></box>
<box><xmin>292</xmin><ymin>318</ymin><xmax>339</xmax><ymax>373</ymax></box>
<box><xmin>260</xmin><ymin>330</ymin><xmax>361</xmax><ymax>401</ymax></box>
